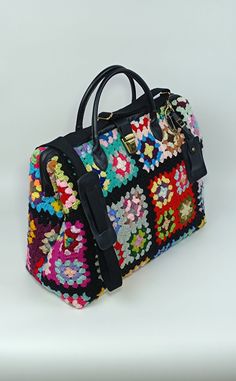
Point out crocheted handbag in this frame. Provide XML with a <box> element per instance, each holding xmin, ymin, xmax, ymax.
<box><xmin>27</xmin><ymin>65</ymin><xmax>207</xmax><ymax>309</ymax></box>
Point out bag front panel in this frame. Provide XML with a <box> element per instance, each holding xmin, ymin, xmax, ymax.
<box><xmin>26</xmin><ymin>96</ymin><xmax>206</xmax><ymax>308</ymax></box>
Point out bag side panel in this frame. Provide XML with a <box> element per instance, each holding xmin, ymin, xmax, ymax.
<box><xmin>27</xmin><ymin>148</ymin><xmax>103</xmax><ymax>308</ymax></box>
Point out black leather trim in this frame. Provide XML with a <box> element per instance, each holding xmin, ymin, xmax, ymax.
<box><xmin>168</xmin><ymin>110</ymin><xmax>207</xmax><ymax>183</ymax></box>
<box><xmin>92</xmin><ymin>143</ymin><xmax>108</xmax><ymax>171</ymax></box>
<box><xmin>96</xmin><ymin>246</ymin><xmax>122</xmax><ymax>291</ymax></box>
<box><xmin>181</xmin><ymin>131</ymin><xmax>207</xmax><ymax>183</ymax></box>
<box><xmin>39</xmin><ymin>148</ymin><xmax>58</xmax><ymax>196</ymax></box>
<box><xmin>77</xmin><ymin>172</ymin><xmax>117</xmax><ymax>250</ymax></box>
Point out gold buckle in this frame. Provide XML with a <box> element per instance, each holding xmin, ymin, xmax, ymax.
<box><xmin>97</xmin><ymin>112</ymin><xmax>113</xmax><ymax>121</ymax></box>
<box><xmin>122</xmin><ymin>133</ymin><xmax>136</xmax><ymax>154</ymax></box>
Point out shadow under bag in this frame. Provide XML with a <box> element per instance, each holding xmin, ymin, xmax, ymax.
<box><xmin>26</xmin><ymin>65</ymin><xmax>207</xmax><ymax>308</ymax></box>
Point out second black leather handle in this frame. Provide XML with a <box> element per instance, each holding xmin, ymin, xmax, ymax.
<box><xmin>91</xmin><ymin>67</ymin><xmax>162</xmax><ymax>170</ymax></box>
<box><xmin>75</xmin><ymin>65</ymin><xmax>137</xmax><ymax>130</ymax></box>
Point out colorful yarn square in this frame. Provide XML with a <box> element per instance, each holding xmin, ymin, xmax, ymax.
<box><xmin>74</xmin><ymin>129</ymin><xmax>138</xmax><ymax>196</ymax></box>
<box><xmin>108</xmin><ymin>185</ymin><xmax>152</xmax><ymax>268</ymax></box>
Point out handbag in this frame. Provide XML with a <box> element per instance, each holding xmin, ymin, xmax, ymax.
<box><xmin>27</xmin><ymin>65</ymin><xmax>207</xmax><ymax>308</ymax></box>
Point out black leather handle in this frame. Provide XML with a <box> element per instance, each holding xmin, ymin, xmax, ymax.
<box><xmin>75</xmin><ymin>65</ymin><xmax>137</xmax><ymax>130</ymax></box>
<box><xmin>91</xmin><ymin>67</ymin><xmax>162</xmax><ymax>170</ymax></box>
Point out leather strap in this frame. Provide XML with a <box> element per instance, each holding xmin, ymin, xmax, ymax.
<box><xmin>75</xmin><ymin>65</ymin><xmax>136</xmax><ymax>130</ymax></box>
<box><xmin>42</xmin><ymin>136</ymin><xmax>122</xmax><ymax>291</ymax></box>
<box><xmin>91</xmin><ymin>67</ymin><xmax>162</xmax><ymax>170</ymax></box>
<box><xmin>97</xmin><ymin>246</ymin><xmax>122</xmax><ymax>291</ymax></box>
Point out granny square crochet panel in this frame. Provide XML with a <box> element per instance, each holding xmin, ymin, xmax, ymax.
<box><xmin>27</xmin><ymin>96</ymin><xmax>206</xmax><ymax>309</ymax></box>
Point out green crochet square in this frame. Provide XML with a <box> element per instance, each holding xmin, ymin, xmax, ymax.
<box><xmin>75</xmin><ymin>128</ymin><xmax>139</xmax><ymax>197</ymax></box>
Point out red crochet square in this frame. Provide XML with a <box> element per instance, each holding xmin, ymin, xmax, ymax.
<box><xmin>148</xmin><ymin>161</ymin><xmax>197</xmax><ymax>244</ymax></box>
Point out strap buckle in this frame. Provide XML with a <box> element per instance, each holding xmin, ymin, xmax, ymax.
<box><xmin>122</xmin><ymin>133</ymin><xmax>136</xmax><ymax>154</ymax></box>
<box><xmin>97</xmin><ymin>112</ymin><xmax>113</xmax><ymax>121</ymax></box>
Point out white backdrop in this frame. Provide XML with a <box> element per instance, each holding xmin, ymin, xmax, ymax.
<box><xmin>0</xmin><ymin>1</ymin><xmax>236</xmax><ymax>380</ymax></box>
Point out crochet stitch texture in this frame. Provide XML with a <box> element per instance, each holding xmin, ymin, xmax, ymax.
<box><xmin>27</xmin><ymin>96</ymin><xmax>206</xmax><ymax>308</ymax></box>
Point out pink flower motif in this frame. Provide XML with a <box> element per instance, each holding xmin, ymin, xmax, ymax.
<box><xmin>56</xmin><ymin>179</ymin><xmax>77</xmax><ymax>209</ymax></box>
<box><xmin>62</xmin><ymin>221</ymin><xmax>87</xmax><ymax>257</ymax></box>
<box><xmin>113</xmin><ymin>153</ymin><xmax>131</xmax><ymax>176</ymax></box>
<box><xmin>123</xmin><ymin>193</ymin><xmax>145</xmax><ymax>224</ymax></box>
